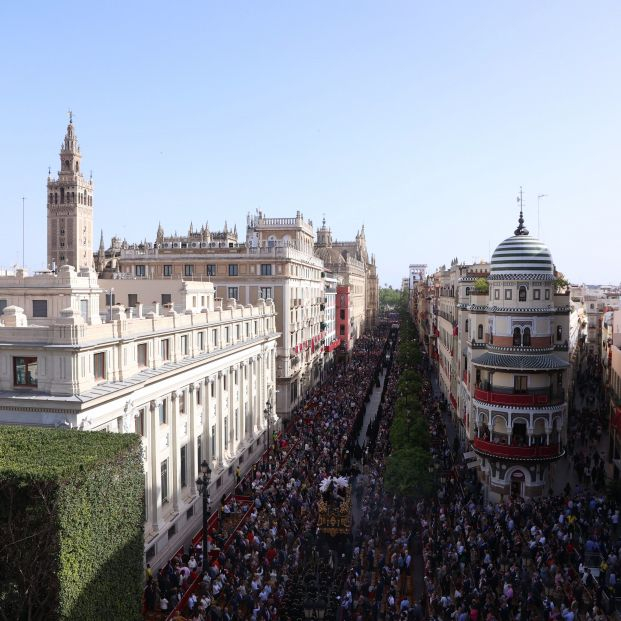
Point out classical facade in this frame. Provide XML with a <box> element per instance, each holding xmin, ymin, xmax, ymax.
<box><xmin>109</xmin><ymin>211</ymin><xmax>326</xmax><ymax>416</ymax></box>
<box><xmin>415</xmin><ymin>210</ymin><xmax>571</xmax><ymax>501</ymax></box>
<box><xmin>0</xmin><ymin>267</ymin><xmax>278</xmax><ymax>566</ymax></box>
<box><xmin>47</xmin><ymin>116</ymin><xmax>94</xmax><ymax>271</ymax></box>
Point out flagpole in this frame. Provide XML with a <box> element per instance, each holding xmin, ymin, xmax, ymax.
<box><xmin>22</xmin><ymin>197</ymin><xmax>26</xmax><ymax>268</ymax></box>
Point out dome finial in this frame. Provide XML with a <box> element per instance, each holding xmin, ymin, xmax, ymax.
<box><xmin>514</xmin><ymin>186</ymin><xmax>529</xmax><ymax>236</ymax></box>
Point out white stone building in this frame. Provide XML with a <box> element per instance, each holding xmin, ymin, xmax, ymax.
<box><xmin>0</xmin><ymin>267</ymin><xmax>278</xmax><ymax>566</ymax></box>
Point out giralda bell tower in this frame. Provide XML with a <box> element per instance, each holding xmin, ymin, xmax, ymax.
<box><xmin>47</xmin><ymin>113</ymin><xmax>94</xmax><ymax>271</ymax></box>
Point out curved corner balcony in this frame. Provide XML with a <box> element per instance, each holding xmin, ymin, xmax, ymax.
<box><xmin>474</xmin><ymin>387</ymin><xmax>564</xmax><ymax>407</ymax></box>
<box><xmin>473</xmin><ymin>437</ymin><xmax>563</xmax><ymax>461</ymax></box>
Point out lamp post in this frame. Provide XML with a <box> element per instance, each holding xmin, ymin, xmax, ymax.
<box><xmin>263</xmin><ymin>399</ymin><xmax>273</xmax><ymax>450</ymax></box>
<box><xmin>195</xmin><ymin>459</ymin><xmax>211</xmax><ymax>569</ymax></box>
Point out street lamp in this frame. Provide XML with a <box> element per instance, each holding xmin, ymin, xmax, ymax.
<box><xmin>195</xmin><ymin>459</ymin><xmax>211</xmax><ymax>569</ymax></box>
<box><xmin>263</xmin><ymin>399</ymin><xmax>273</xmax><ymax>450</ymax></box>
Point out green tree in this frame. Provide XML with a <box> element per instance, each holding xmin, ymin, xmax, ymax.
<box><xmin>384</xmin><ymin>447</ymin><xmax>436</xmax><ymax>498</ymax></box>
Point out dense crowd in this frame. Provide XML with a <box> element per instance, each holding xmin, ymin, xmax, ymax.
<box><xmin>144</xmin><ymin>332</ymin><xmax>390</xmax><ymax>620</ymax></box>
<box><xmin>146</xmin><ymin>325</ymin><xmax>621</xmax><ymax>621</ymax></box>
<box><xmin>337</xmin><ymin>332</ymin><xmax>621</xmax><ymax>621</ymax></box>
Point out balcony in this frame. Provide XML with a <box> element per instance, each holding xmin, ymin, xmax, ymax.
<box><xmin>474</xmin><ymin>387</ymin><xmax>564</xmax><ymax>407</ymax></box>
<box><xmin>473</xmin><ymin>437</ymin><xmax>562</xmax><ymax>460</ymax></box>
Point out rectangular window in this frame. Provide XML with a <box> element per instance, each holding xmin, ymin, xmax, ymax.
<box><xmin>228</xmin><ymin>287</ymin><xmax>239</xmax><ymax>300</ymax></box>
<box><xmin>105</xmin><ymin>292</ymin><xmax>116</xmax><ymax>306</ymax></box>
<box><xmin>135</xmin><ymin>265</ymin><xmax>145</xmax><ymax>277</ymax></box>
<box><xmin>184</xmin><ymin>264</ymin><xmax>194</xmax><ymax>277</ymax></box>
<box><xmin>504</xmin><ymin>289</ymin><xmax>512</xmax><ymax>300</ymax></box>
<box><xmin>340</xmin><ymin>309</ymin><xmax>346</xmax><ymax>320</ymax></box>
<box><xmin>161</xmin><ymin>460</ymin><xmax>169</xmax><ymax>504</ymax></box>
<box><xmin>159</xmin><ymin>401</ymin><xmax>167</xmax><ymax>425</ymax></box>
<box><xmin>93</xmin><ymin>352</ymin><xmax>106</xmax><ymax>380</ymax></box>
<box><xmin>225</xmin><ymin>327</ymin><xmax>230</xmax><ymax>343</ymax></box>
<box><xmin>212</xmin><ymin>328</ymin><xmax>218</xmax><ymax>347</ymax></box>
<box><xmin>211</xmin><ymin>425</ymin><xmax>216</xmax><ymax>457</ymax></box>
<box><xmin>228</xmin><ymin>264</ymin><xmax>239</xmax><ymax>276</ymax></box>
<box><xmin>224</xmin><ymin>416</ymin><xmax>228</xmax><ymax>450</ymax></box>
<box><xmin>0</xmin><ymin>299</ymin><xmax>7</xmax><ymax>315</ymax></box>
<box><xmin>245</xmin><ymin>323</ymin><xmax>249</xmax><ymax>337</ymax></box>
<box><xmin>545</xmin><ymin>289</ymin><xmax>550</xmax><ymax>300</ymax></box>
<box><xmin>210</xmin><ymin>381</ymin><xmax>215</xmax><ymax>398</ymax></box>
<box><xmin>125</xmin><ymin>294</ymin><xmax>137</xmax><ymax>309</ymax></box>
<box><xmin>136</xmin><ymin>408</ymin><xmax>146</xmax><ymax>436</ymax></box>
<box><xmin>494</xmin><ymin>289</ymin><xmax>500</xmax><ymax>300</ymax></box>
<box><xmin>163</xmin><ymin>264</ymin><xmax>173</xmax><ymax>277</ymax></box>
<box><xmin>137</xmin><ymin>343</ymin><xmax>147</xmax><ymax>368</ymax></box>
<box><xmin>196</xmin><ymin>385</ymin><xmax>202</xmax><ymax>405</ymax></box>
<box><xmin>161</xmin><ymin>339</ymin><xmax>170</xmax><ymax>361</ymax></box>
<box><xmin>514</xmin><ymin>375</ymin><xmax>528</xmax><ymax>393</ymax></box>
<box><xmin>259</xmin><ymin>287</ymin><xmax>272</xmax><ymax>300</ymax></box>
<box><xmin>180</xmin><ymin>445</ymin><xmax>187</xmax><ymax>488</ymax></box>
<box><xmin>235</xmin><ymin>409</ymin><xmax>238</xmax><ymax>441</ymax></box>
<box><xmin>533</xmin><ymin>289</ymin><xmax>541</xmax><ymax>300</ymax></box>
<box><xmin>198</xmin><ymin>331</ymin><xmax>204</xmax><ymax>351</ymax></box>
<box><xmin>13</xmin><ymin>356</ymin><xmax>38</xmax><ymax>387</ymax></box>
<box><xmin>340</xmin><ymin>325</ymin><xmax>345</xmax><ymax>335</ymax></box>
<box><xmin>260</xmin><ymin>264</ymin><xmax>272</xmax><ymax>276</ymax></box>
<box><xmin>207</xmin><ymin>264</ymin><xmax>216</xmax><ymax>277</ymax></box>
<box><xmin>178</xmin><ymin>390</ymin><xmax>185</xmax><ymax>414</ymax></box>
<box><xmin>197</xmin><ymin>434</ymin><xmax>202</xmax><ymax>469</ymax></box>
<box><xmin>32</xmin><ymin>300</ymin><xmax>48</xmax><ymax>318</ymax></box>
<box><xmin>181</xmin><ymin>334</ymin><xmax>189</xmax><ymax>355</ymax></box>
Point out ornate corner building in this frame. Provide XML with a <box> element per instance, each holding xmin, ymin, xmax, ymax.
<box><xmin>413</xmin><ymin>208</ymin><xmax>571</xmax><ymax>501</ymax></box>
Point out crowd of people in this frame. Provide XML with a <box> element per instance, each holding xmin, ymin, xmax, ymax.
<box><xmin>145</xmin><ymin>322</ymin><xmax>621</xmax><ymax>621</ymax></box>
<box><xmin>144</xmin><ymin>331</ymin><xmax>391</xmax><ymax>620</ymax></box>
<box><xmin>337</xmin><ymin>328</ymin><xmax>621</xmax><ymax>620</ymax></box>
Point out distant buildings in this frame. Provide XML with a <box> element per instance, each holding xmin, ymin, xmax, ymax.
<box><xmin>412</xmin><ymin>210</ymin><xmax>571</xmax><ymax>501</ymax></box>
<box><xmin>98</xmin><ymin>215</ymin><xmax>379</xmax><ymax>415</ymax></box>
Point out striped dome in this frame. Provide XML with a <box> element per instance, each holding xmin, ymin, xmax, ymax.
<box><xmin>491</xmin><ymin>234</ymin><xmax>554</xmax><ymax>276</ymax></box>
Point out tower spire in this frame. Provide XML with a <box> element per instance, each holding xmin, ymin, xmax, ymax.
<box><xmin>514</xmin><ymin>187</ymin><xmax>529</xmax><ymax>236</ymax></box>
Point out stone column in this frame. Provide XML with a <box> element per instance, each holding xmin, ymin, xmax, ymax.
<box><xmin>240</xmin><ymin>361</ymin><xmax>247</xmax><ymax>441</ymax></box>
<box><xmin>216</xmin><ymin>371</ymin><xmax>224</xmax><ymax>467</ymax></box>
<box><xmin>189</xmin><ymin>382</ymin><xmax>199</xmax><ymax>496</ymax></box>
<box><xmin>246</xmin><ymin>357</ymin><xmax>255</xmax><ymax>443</ymax></box>
<box><xmin>171</xmin><ymin>390</ymin><xmax>181</xmax><ymax>513</ymax></box>
<box><xmin>228</xmin><ymin>366</ymin><xmax>235</xmax><ymax>452</ymax></box>
<box><xmin>149</xmin><ymin>400</ymin><xmax>161</xmax><ymax>532</ymax></box>
<box><xmin>256</xmin><ymin>353</ymin><xmax>264</xmax><ymax>434</ymax></box>
<box><xmin>206</xmin><ymin>376</ymin><xmax>215</xmax><ymax>466</ymax></box>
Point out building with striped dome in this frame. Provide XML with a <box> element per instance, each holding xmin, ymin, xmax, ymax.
<box><xmin>456</xmin><ymin>209</ymin><xmax>571</xmax><ymax>500</ymax></box>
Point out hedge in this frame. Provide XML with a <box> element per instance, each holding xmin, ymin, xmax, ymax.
<box><xmin>0</xmin><ymin>426</ymin><xmax>144</xmax><ymax>621</ymax></box>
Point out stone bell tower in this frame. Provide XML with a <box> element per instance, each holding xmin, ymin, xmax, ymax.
<box><xmin>47</xmin><ymin>113</ymin><xmax>94</xmax><ymax>271</ymax></box>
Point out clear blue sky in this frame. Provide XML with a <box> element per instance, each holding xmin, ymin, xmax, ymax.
<box><xmin>1</xmin><ymin>1</ymin><xmax>620</xmax><ymax>287</ymax></box>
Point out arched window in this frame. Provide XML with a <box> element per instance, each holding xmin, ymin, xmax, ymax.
<box><xmin>49</xmin><ymin>193</ymin><xmax>53</xmax><ymax>204</ymax></box>
<box><xmin>60</xmin><ymin>188</ymin><xmax>64</xmax><ymax>203</ymax></box>
<box><xmin>478</xmin><ymin>324</ymin><xmax>483</xmax><ymax>340</ymax></box>
<box><xmin>64</xmin><ymin>159</ymin><xmax>69</xmax><ymax>170</ymax></box>
<box><xmin>519</xmin><ymin>286</ymin><xmax>527</xmax><ymax>301</ymax></box>
<box><xmin>522</xmin><ymin>327</ymin><xmax>531</xmax><ymax>346</ymax></box>
<box><xmin>556</xmin><ymin>325</ymin><xmax>563</xmax><ymax>342</ymax></box>
<box><xmin>54</xmin><ymin>193</ymin><xmax>58</xmax><ymax>204</ymax></box>
<box><xmin>75</xmin><ymin>161</ymin><xmax>79</xmax><ymax>172</ymax></box>
<box><xmin>513</xmin><ymin>327</ymin><xmax>521</xmax><ymax>347</ymax></box>
<box><xmin>465</xmin><ymin>287</ymin><xmax>471</xmax><ymax>296</ymax></box>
